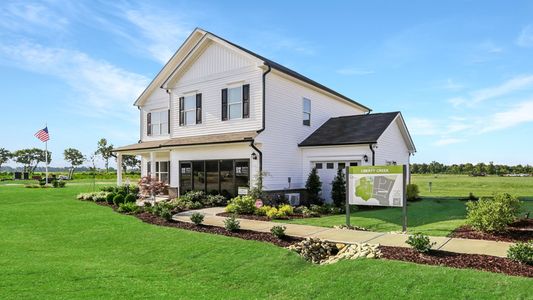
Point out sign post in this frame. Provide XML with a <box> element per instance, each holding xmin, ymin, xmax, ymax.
<box><xmin>346</xmin><ymin>165</ymin><xmax>407</xmax><ymax>231</ymax></box>
<box><xmin>345</xmin><ymin>167</ymin><xmax>350</xmax><ymax>226</ymax></box>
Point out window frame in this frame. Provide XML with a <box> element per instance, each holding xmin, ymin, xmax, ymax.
<box><xmin>227</xmin><ymin>86</ymin><xmax>243</xmax><ymax>120</ymax></box>
<box><xmin>155</xmin><ymin>161</ymin><xmax>169</xmax><ymax>183</ymax></box>
<box><xmin>182</xmin><ymin>94</ymin><xmax>197</xmax><ymax>126</ymax></box>
<box><xmin>149</xmin><ymin>110</ymin><xmax>169</xmax><ymax>136</ymax></box>
<box><xmin>303</xmin><ymin>98</ymin><xmax>311</xmax><ymax>126</ymax></box>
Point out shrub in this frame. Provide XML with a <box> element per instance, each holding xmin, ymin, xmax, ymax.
<box><xmin>138</xmin><ymin>176</ymin><xmax>168</xmax><ymax>197</ymax></box>
<box><xmin>331</xmin><ymin>168</ymin><xmax>346</xmax><ymax>208</ymax></box>
<box><xmin>310</xmin><ymin>204</ymin><xmax>330</xmax><ymax>215</ymax></box>
<box><xmin>225</xmin><ymin>195</ymin><xmax>256</xmax><ymax>215</ymax></box>
<box><xmin>255</xmin><ymin>205</ymin><xmax>271</xmax><ymax>216</ymax></box>
<box><xmin>406</xmin><ymin>184</ymin><xmax>420</xmax><ymax>201</ymax></box>
<box><xmin>406</xmin><ymin>233</ymin><xmax>435</xmax><ymax>253</ymax></box>
<box><xmin>124</xmin><ymin>194</ymin><xmax>137</xmax><ymax>204</ymax></box>
<box><xmin>278</xmin><ymin>204</ymin><xmax>294</xmax><ymax>216</ymax></box>
<box><xmin>160</xmin><ymin>207</ymin><xmax>172</xmax><ymax>221</ymax></box>
<box><xmin>466</xmin><ymin>193</ymin><xmax>521</xmax><ymax>233</ymax></box>
<box><xmin>52</xmin><ymin>180</ymin><xmax>59</xmax><ymax>188</ymax></box>
<box><xmin>92</xmin><ymin>192</ymin><xmax>109</xmax><ymax>202</ymax></box>
<box><xmin>266</xmin><ymin>207</ymin><xmax>279</xmax><ymax>219</ymax></box>
<box><xmin>190</xmin><ymin>212</ymin><xmax>205</xmax><ymax>225</ymax></box>
<box><xmin>262</xmin><ymin>193</ymin><xmax>289</xmax><ymax>206</ymax></box>
<box><xmin>224</xmin><ymin>215</ymin><xmax>240</xmax><ymax>232</ymax></box>
<box><xmin>507</xmin><ymin>241</ymin><xmax>533</xmax><ymax>265</ymax></box>
<box><xmin>106</xmin><ymin>193</ymin><xmax>116</xmax><ymax>204</ymax></box>
<box><xmin>113</xmin><ymin>194</ymin><xmax>125</xmax><ymax>206</ymax></box>
<box><xmin>117</xmin><ymin>202</ymin><xmax>139</xmax><ymax>213</ymax></box>
<box><xmin>57</xmin><ymin>181</ymin><xmax>66</xmax><ymax>188</ymax></box>
<box><xmin>205</xmin><ymin>194</ymin><xmax>227</xmax><ymax>207</ymax></box>
<box><xmin>295</xmin><ymin>206</ymin><xmax>319</xmax><ymax>217</ymax></box>
<box><xmin>305</xmin><ymin>168</ymin><xmax>322</xmax><ymax>205</ymax></box>
<box><xmin>270</xmin><ymin>225</ymin><xmax>286</xmax><ymax>239</ymax></box>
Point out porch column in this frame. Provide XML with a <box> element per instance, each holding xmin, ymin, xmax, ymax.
<box><xmin>116</xmin><ymin>153</ymin><xmax>123</xmax><ymax>186</ymax></box>
<box><xmin>150</xmin><ymin>152</ymin><xmax>156</xmax><ymax>178</ymax></box>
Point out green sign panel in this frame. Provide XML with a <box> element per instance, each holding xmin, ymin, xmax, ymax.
<box><xmin>348</xmin><ymin>165</ymin><xmax>405</xmax><ymax>207</ymax></box>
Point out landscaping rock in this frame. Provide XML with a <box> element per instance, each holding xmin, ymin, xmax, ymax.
<box><xmin>288</xmin><ymin>238</ymin><xmax>381</xmax><ymax>265</ymax></box>
<box><xmin>333</xmin><ymin>224</ymin><xmax>369</xmax><ymax>231</ymax></box>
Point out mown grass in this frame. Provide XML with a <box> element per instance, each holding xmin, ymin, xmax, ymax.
<box><xmin>1</xmin><ymin>182</ymin><xmax>531</xmax><ymax>299</ymax></box>
<box><xmin>281</xmin><ymin>175</ymin><xmax>533</xmax><ymax>236</ymax></box>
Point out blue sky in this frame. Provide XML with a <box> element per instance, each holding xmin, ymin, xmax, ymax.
<box><xmin>1</xmin><ymin>0</ymin><xmax>533</xmax><ymax>167</ymax></box>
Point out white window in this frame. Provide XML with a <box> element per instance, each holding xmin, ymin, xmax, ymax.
<box><xmin>155</xmin><ymin>161</ymin><xmax>169</xmax><ymax>183</ymax></box>
<box><xmin>303</xmin><ymin>98</ymin><xmax>311</xmax><ymax>126</ymax></box>
<box><xmin>228</xmin><ymin>87</ymin><xmax>242</xmax><ymax>120</ymax></box>
<box><xmin>183</xmin><ymin>95</ymin><xmax>196</xmax><ymax>126</ymax></box>
<box><xmin>150</xmin><ymin>110</ymin><xmax>168</xmax><ymax>136</ymax></box>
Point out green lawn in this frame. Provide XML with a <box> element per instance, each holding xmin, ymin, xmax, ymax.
<box><xmin>280</xmin><ymin>175</ymin><xmax>533</xmax><ymax>236</ymax></box>
<box><xmin>1</xmin><ymin>182</ymin><xmax>531</xmax><ymax>298</ymax></box>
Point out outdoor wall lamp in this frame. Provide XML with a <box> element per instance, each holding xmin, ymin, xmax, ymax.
<box><xmin>363</xmin><ymin>155</ymin><xmax>369</xmax><ymax>162</ymax></box>
<box><xmin>251</xmin><ymin>153</ymin><xmax>257</xmax><ymax>160</ymax></box>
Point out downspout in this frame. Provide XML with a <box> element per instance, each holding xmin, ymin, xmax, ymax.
<box><xmin>250</xmin><ymin>64</ymin><xmax>271</xmax><ymax>173</ymax></box>
<box><xmin>369</xmin><ymin>144</ymin><xmax>375</xmax><ymax>166</ymax></box>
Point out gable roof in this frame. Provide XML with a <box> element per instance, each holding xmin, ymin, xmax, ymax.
<box><xmin>299</xmin><ymin>112</ymin><xmax>416</xmax><ymax>152</ymax></box>
<box><xmin>134</xmin><ymin>28</ymin><xmax>371</xmax><ymax>112</ymax></box>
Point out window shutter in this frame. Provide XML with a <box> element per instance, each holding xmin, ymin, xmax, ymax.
<box><xmin>147</xmin><ymin>161</ymin><xmax>151</xmax><ymax>176</ymax></box>
<box><xmin>167</xmin><ymin>160</ymin><xmax>171</xmax><ymax>184</ymax></box>
<box><xmin>196</xmin><ymin>93</ymin><xmax>202</xmax><ymax>124</ymax></box>
<box><xmin>242</xmin><ymin>84</ymin><xmax>250</xmax><ymax>118</ymax></box>
<box><xmin>179</xmin><ymin>97</ymin><xmax>184</xmax><ymax>126</ymax></box>
<box><xmin>147</xmin><ymin>112</ymin><xmax>152</xmax><ymax>136</ymax></box>
<box><xmin>221</xmin><ymin>88</ymin><xmax>228</xmax><ymax>121</ymax></box>
<box><xmin>168</xmin><ymin>109</ymin><xmax>171</xmax><ymax>134</ymax></box>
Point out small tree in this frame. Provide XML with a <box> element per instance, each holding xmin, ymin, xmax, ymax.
<box><xmin>305</xmin><ymin>167</ymin><xmax>322</xmax><ymax>205</ymax></box>
<box><xmin>63</xmin><ymin>148</ymin><xmax>85</xmax><ymax>179</ymax></box>
<box><xmin>249</xmin><ymin>171</ymin><xmax>267</xmax><ymax>200</ymax></box>
<box><xmin>122</xmin><ymin>155</ymin><xmax>140</xmax><ymax>173</ymax></box>
<box><xmin>95</xmin><ymin>138</ymin><xmax>115</xmax><ymax>173</ymax></box>
<box><xmin>13</xmin><ymin>148</ymin><xmax>52</xmax><ymax>173</ymax></box>
<box><xmin>0</xmin><ymin>148</ymin><xmax>12</xmax><ymax>170</ymax></box>
<box><xmin>331</xmin><ymin>168</ymin><xmax>346</xmax><ymax>208</ymax></box>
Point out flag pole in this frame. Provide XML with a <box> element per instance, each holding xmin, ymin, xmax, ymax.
<box><xmin>45</xmin><ymin>123</ymin><xmax>48</xmax><ymax>184</ymax></box>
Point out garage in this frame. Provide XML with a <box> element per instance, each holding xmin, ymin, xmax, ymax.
<box><xmin>312</xmin><ymin>161</ymin><xmax>360</xmax><ymax>202</ymax></box>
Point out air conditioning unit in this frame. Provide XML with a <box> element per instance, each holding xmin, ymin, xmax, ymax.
<box><xmin>286</xmin><ymin>193</ymin><xmax>300</xmax><ymax>206</ymax></box>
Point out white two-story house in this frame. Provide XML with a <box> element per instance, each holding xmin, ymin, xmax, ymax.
<box><xmin>114</xmin><ymin>28</ymin><xmax>416</xmax><ymax>201</ymax></box>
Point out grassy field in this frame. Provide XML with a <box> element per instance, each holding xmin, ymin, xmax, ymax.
<box><xmin>1</xmin><ymin>181</ymin><xmax>531</xmax><ymax>299</ymax></box>
<box><xmin>280</xmin><ymin>175</ymin><xmax>533</xmax><ymax>236</ymax></box>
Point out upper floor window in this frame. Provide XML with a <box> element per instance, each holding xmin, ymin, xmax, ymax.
<box><xmin>303</xmin><ymin>98</ymin><xmax>311</xmax><ymax>126</ymax></box>
<box><xmin>147</xmin><ymin>110</ymin><xmax>169</xmax><ymax>136</ymax></box>
<box><xmin>179</xmin><ymin>93</ymin><xmax>202</xmax><ymax>126</ymax></box>
<box><xmin>222</xmin><ymin>84</ymin><xmax>250</xmax><ymax>121</ymax></box>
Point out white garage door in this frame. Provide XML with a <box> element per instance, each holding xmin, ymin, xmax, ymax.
<box><xmin>312</xmin><ymin>161</ymin><xmax>360</xmax><ymax>202</ymax></box>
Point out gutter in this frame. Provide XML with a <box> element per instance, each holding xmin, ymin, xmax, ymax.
<box><xmin>369</xmin><ymin>144</ymin><xmax>376</xmax><ymax>166</ymax></box>
<box><xmin>249</xmin><ymin>64</ymin><xmax>271</xmax><ymax>173</ymax></box>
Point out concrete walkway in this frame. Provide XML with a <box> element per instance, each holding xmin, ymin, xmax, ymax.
<box><xmin>173</xmin><ymin>207</ymin><xmax>514</xmax><ymax>258</ymax></box>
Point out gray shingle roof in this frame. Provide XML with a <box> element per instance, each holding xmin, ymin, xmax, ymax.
<box><xmin>299</xmin><ymin>112</ymin><xmax>400</xmax><ymax>147</ymax></box>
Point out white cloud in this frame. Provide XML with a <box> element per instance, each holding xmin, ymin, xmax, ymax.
<box><xmin>0</xmin><ymin>41</ymin><xmax>149</xmax><ymax>121</ymax></box>
<box><xmin>0</xmin><ymin>2</ymin><xmax>69</xmax><ymax>33</ymax></box>
<box><xmin>123</xmin><ymin>9</ymin><xmax>192</xmax><ymax>64</ymax></box>
<box><xmin>449</xmin><ymin>75</ymin><xmax>533</xmax><ymax>108</ymax></box>
<box><xmin>481</xmin><ymin>101</ymin><xmax>533</xmax><ymax>132</ymax></box>
<box><xmin>440</xmin><ymin>79</ymin><xmax>464</xmax><ymax>92</ymax></box>
<box><xmin>517</xmin><ymin>25</ymin><xmax>533</xmax><ymax>47</ymax></box>
<box><xmin>336</xmin><ymin>68</ymin><xmax>375</xmax><ymax>76</ymax></box>
<box><xmin>433</xmin><ymin>138</ymin><xmax>465</xmax><ymax>146</ymax></box>
<box><xmin>407</xmin><ymin>118</ymin><xmax>439</xmax><ymax>136</ymax></box>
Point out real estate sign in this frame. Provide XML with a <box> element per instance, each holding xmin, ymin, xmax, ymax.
<box><xmin>347</xmin><ymin>165</ymin><xmax>406</xmax><ymax>207</ymax></box>
<box><xmin>345</xmin><ymin>165</ymin><xmax>408</xmax><ymax>231</ymax></box>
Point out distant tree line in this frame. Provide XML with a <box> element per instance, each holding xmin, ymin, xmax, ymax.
<box><xmin>0</xmin><ymin>138</ymin><xmax>140</xmax><ymax>178</ymax></box>
<box><xmin>410</xmin><ymin>161</ymin><xmax>533</xmax><ymax>175</ymax></box>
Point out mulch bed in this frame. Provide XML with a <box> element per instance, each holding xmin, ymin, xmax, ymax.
<box><xmin>89</xmin><ymin>200</ymin><xmax>533</xmax><ymax>277</ymax></box>
<box><xmin>380</xmin><ymin>246</ymin><xmax>533</xmax><ymax>278</ymax></box>
<box><xmin>135</xmin><ymin>212</ymin><xmax>302</xmax><ymax>247</ymax></box>
<box><xmin>449</xmin><ymin>219</ymin><xmax>533</xmax><ymax>243</ymax></box>
<box><xmin>217</xmin><ymin>212</ymin><xmax>313</xmax><ymax>221</ymax></box>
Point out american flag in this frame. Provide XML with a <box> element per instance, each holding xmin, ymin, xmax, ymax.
<box><xmin>34</xmin><ymin>127</ymin><xmax>50</xmax><ymax>142</ymax></box>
